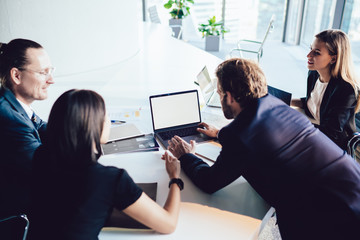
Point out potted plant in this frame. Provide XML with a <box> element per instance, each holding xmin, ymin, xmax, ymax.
<box><xmin>164</xmin><ymin>0</ymin><xmax>194</xmax><ymax>38</ymax></box>
<box><xmin>198</xmin><ymin>16</ymin><xmax>228</xmax><ymax>51</ymax></box>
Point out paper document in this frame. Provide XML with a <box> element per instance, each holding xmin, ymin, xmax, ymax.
<box><xmin>195</xmin><ymin>141</ymin><xmax>221</xmax><ymax>162</ymax></box>
<box><xmin>108</xmin><ymin>123</ymin><xmax>144</xmax><ymax>142</ymax></box>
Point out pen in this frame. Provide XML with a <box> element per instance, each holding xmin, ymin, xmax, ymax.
<box><xmin>194</xmin><ymin>81</ymin><xmax>199</xmax><ymax>86</ymax></box>
<box><xmin>111</xmin><ymin>120</ymin><xmax>126</xmax><ymax>124</ymax></box>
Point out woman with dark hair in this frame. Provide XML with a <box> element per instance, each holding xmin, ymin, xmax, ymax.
<box><xmin>291</xmin><ymin>29</ymin><xmax>360</xmax><ymax>150</ymax></box>
<box><xmin>29</xmin><ymin>89</ymin><xmax>182</xmax><ymax>240</ymax></box>
<box><xmin>0</xmin><ymin>39</ymin><xmax>54</xmax><ymax>218</ymax></box>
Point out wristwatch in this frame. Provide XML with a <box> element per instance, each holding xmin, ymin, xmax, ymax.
<box><xmin>169</xmin><ymin>178</ymin><xmax>184</xmax><ymax>191</ymax></box>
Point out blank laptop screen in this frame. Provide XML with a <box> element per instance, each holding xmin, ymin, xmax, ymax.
<box><xmin>150</xmin><ymin>91</ymin><xmax>201</xmax><ymax>131</ymax></box>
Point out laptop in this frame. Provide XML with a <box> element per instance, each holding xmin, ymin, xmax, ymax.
<box><xmin>195</xmin><ymin>66</ymin><xmax>221</xmax><ymax>108</ymax></box>
<box><xmin>149</xmin><ymin>90</ymin><xmax>214</xmax><ymax>148</ymax></box>
<box><xmin>267</xmin><ymin>85</ymin><xmax>292</xmax><ymax>105</ymax></box>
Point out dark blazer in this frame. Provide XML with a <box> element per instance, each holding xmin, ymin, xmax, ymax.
<box><xmin>0</xmin><ymin>87</ymin><xmax>46</xmax><ymax>217</ymax></box>
<box><xmin>180</xmin><ymin>94</ymin><xmax>360</xmax><ymax>240</ymax></box>
<box><xmin>301</xmin><ymin>70</ymin><xmax>357</xmax><ymax>149</ymax></box>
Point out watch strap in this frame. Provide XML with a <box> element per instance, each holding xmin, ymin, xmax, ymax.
<box><xmin>169</xmin><ymin>178</ymin><xmax>184</xmax><ymax>191</ymax></box>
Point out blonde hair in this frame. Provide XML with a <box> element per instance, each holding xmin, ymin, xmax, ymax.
<box><xmin>316</xmin><ymin>29</ymin><xmax>360</xmax><ymax>111</ymax></box>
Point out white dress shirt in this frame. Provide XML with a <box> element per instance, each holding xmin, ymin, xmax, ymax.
<box><xmin>307</xmin><ymin>78</ymin><xmax>329</xmax><ymax>125</ymax></box>
<box><xmin>16</xmin><ymin>98</ymin><xmax>33</xmax><ymax>120</ymax></box>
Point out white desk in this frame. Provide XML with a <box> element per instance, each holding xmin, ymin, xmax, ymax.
<box><xmin>96</xmin><ymin>23</ymin><xmax>269</xmax><ymax>240</ymax></box>
<box><xmin>100</xmin><ymin>203</ymin><xmax>262</xmax><ymax>240</ymax></box>
<box><xmin>33</xmin><ymin>22</ymin><xmax>269</xmax><ymax>240</ymax></box>
<box><xmin>98</xmin><ymin>149</ymin><xmax>268</xmax><ymax>240</ymax></box>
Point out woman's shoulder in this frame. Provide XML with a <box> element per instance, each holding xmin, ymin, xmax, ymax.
<box><xmin>331</xmin><ymin>76</ymin><xmax>356</xmax><ymax>94</ymax></box>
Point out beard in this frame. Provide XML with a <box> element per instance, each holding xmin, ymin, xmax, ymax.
<box><xmin>221</xmin><ymin>95</ymin><xmax>234</xmax><ymax>119</ymax></box>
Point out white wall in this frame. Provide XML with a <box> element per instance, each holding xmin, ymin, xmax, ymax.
<box><xmin>0</xmin><ymin>0</ymin><xmax>140</xmax><ymax>76</ymax></box>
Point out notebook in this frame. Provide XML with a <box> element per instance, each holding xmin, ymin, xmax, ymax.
<box><xmin>267</xmin><ymin>85</ymin><xmax>292</xmax><ymax>105</ymax></box>
<box><xmin>149</xmin><ymin>90</ymin><xmax>214</xmax><ymax>148</ymax></box>
<box><xmin>195</xmin><ymin>66</ymin><xmax>221</xmax><ymax>108</ymax></box>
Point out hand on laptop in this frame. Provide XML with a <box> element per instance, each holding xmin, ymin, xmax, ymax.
<box><xmin>197</xmin><ymin>122</ymin><xmax>219</xmax><ymax>138</ymax></box>
<box><xmin>167</xmin><ymin>136</ymin><xmax>196</xmax><ymax>159</ymax></box>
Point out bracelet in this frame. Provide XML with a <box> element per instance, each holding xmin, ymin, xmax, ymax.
<box><xmin>168</xmin><ymin>178</ymin><xmax>184</xmax><ymax>191</ymax></box>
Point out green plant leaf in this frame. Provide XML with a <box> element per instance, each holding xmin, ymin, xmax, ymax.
<box><xmin>198</xmin><ymin>15</ymin><xmax>228</xmax><ymax>36</ymax></box>
<box><xmin>164</xmin><ymin>0</ymin><xmax>193</xmax><ymax>18</ymax></box>
<box><xmin>164</xmin><ymin>3</ymin><xmax>172</xmax><ymax>9</ymax></box>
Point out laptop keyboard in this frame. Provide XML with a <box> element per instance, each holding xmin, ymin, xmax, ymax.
<box><xmin>158</xmin><ymin>126</ymin><xmax>199</xmax><ymax>140</ymax></box>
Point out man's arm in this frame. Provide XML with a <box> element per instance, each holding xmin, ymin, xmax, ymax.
<box><xmin>167</xmin><ymin>134</ymin><xmax>244</xmax><ymax>194</ymax></box>
<box><xmin>180</xmin><ymin>152</ymin><xmax>241</xmax><ymax>193</ymax></box>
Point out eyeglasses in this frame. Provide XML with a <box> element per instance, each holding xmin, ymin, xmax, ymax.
<box><xmin>19</xmin><ymin>67</ymin><xmax>56</xmax><ymax>78</ymax></box>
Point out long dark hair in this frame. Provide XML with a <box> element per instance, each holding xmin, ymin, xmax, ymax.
<box><xmin>0</xmin><ymin>39</ymin><xmax>42</xmax><ymax>90</ymax></box>
<box><xmin>46</xmin><ymin>89</ymin><xmax>106</xmax><ymax>168</ymax></box>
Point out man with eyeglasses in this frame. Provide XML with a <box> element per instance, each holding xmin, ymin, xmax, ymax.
<box><xmin>0</xmin><ymin>39</ymin><xmax>55</xmax><ymax>219</ymax></box>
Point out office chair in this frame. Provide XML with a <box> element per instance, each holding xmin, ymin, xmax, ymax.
<box><xmin>147</xmin><ymin>5</ymin><xmax>183</xmax><ymax>39</ymax></box>
<box><xmin>148</xmin><ymin>5</ymin><xmax>161</xmax><ymax>24</ymax></box>
<box><xmin>347</xmin><ymin>132</ymin><xmax>360</xmax><ymax>163</ymax></box>
<box><xmin>0</xmin><ymin>214</ymin><xmax>29</xmax><ymax>240</ymax></box>
<box><xmin>229</xmin><ymin>15</ymin><xmax>275</xmax><ymax>62</ymax></box>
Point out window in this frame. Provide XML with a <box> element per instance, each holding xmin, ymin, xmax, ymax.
<box><xmin>300</xmin><ymin>0</ymin><xmax>336</xmax><ymax>47</ymax></box>
<box><xmin>285</xmin><ymin>0</ymin><xmax>303</xmax><ymax>44</ymax></box>
<box><xmin>191</xmin><ymin>0</ymin><xmax>286</xmax><ymax>42</ymax></box>
<box><xmin>342</xmin><ymin>0</ymin><xmax>360</xmax><ymax>72</ymax></box>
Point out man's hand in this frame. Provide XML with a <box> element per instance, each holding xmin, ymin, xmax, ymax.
<box><xmin>197</xmin><ymin>122</ymin><xmax>219</xmax><ymax>138</ymax></box>
<box><xmin>162</xmin><ymin>151</ymin><xmax>181</xmax><ymax>179</ymax></box>
<box><xmin>167</xmin><ymin>135</ymin><xmax>196</xmax><ymax>159</ymax></box>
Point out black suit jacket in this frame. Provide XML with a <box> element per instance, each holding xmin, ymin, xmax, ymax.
<box><xmin>0</xmin><ymin>87</ymin><xmax>46</xmax><ymax>217</ymax></box>
<box><xmin>302</xmin><ymin>70</ymin><xmax>357</xmax><ymax>149</ymax></box>
<box><xmin>180</xmin><ymin>94</ymin><xmax>360</xmax><ymax>239</ymax></box>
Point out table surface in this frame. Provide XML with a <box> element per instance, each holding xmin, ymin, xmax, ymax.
<box><xmin>96</xmin><ymin>23</ymin><xmax>269</xmax><ymax>240</ymax></box>
<box><xmin>98</xmin><ymin>148</ymin><xmax>268</xmax><ymax>240</ymax></box>
<box><xmin>33</xmin><ymin>22</ymin><xmax>270</xmax><ymax>240</ymax></box>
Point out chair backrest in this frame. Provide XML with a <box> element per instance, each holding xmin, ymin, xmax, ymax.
<box><xmin>148</xmin><ymin>5</ymin><xmax>161</xmax><ymax>24</ymax></box>
<box><xmin>0</xmin><ymin>214</ymin><xmax>29</xmax><ymax>240</ymax></box>
<box><xmin>347</xmin><ymin>132</ymin><xmax>360</xmax><ymax>163</ymax></box>
<box><xmin>259</xmin><ymin>14</ymin><xmax>275</xmax><ymax>50</ymax></box>
<box><xmin>355</xmin><ymin>112</ymin><xmax>360</xmax><ymax>132</ymax></box>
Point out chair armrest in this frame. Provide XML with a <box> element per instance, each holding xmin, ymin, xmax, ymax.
<box><xmin>229</xmin><ymin>48</ymin><xmax>260</xmax><ymax>56</ymax></box>
<box><xmin>237</xmin><ymin>39</ymin><xmax>262</xmax><ymax>48</ymax></box>
<box><xmin>347</xmin><ymin>132</ymin><xmax>360</xmax><ymax>161</ymax></box>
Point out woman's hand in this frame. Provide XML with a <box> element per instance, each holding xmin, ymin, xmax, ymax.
<box><xmin>163</xmin><ymin>151</ymin><xmax>180</xmax><ymax>179</ymax></box>
<box><xmin>290</xmin><ymin>99</ymin><xmax>304</xmax><ymax>108</ymax></box>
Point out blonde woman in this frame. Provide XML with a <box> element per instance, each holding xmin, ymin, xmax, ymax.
<box><xmin>291</xmin><ymin>29</ymin><xmax>359</xmax><ymax>150</ymax></box>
